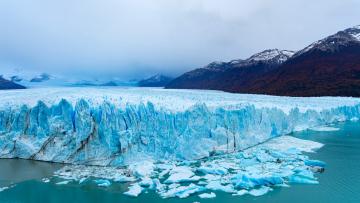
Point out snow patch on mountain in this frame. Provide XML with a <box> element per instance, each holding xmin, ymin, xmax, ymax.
<box><xmin>294</xmin><ymin>25</ymin><xmax>360</xmax><ymax>57</ymax></box>
<box><xmin>202</xmin><ymin>49</ymin><xmax>295</xmax><ymax>71</ymax></box>
<box><xmin>247</xmin><ymin>49</ymin><xmax>295</xmax><ymax>63</ymax></box>
<box><xmin>348</xmin><ymin>25</ymin><xmax>360</xmax><ymax>41</ymax></box>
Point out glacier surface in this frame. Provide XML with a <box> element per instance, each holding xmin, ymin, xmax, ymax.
<box><xmin>0</xmin><ymin>87</ymin><xmax>360</xmax><ymax>166</ymax></box>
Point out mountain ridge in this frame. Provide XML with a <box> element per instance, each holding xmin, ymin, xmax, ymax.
<box><xmin>166</xmin><ymin>25</ymin><xmax>360</xmax><ymax>97</ymax></box>
<box><xmin>0</xmin><ymin>76</ymin><xmax>26</xmax><ymax>90</ymax></box>
<box><xmin>138</xmin><ymin>74</ymin><xmax>173</xmax><ymax>87</ymax></box>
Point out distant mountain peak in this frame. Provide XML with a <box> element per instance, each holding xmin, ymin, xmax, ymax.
<box><xmin>295</xmin><ymin>25</ymin><xmax>360</xmax><ymax>57</ymax></box>
<box><xmin>0</xmin><ymin>75</ymin><xmax>26</xmax><ymax>90</ymax></box>
<box><xmin>138</xmin><ymin>74</ymin><xmax>173</xmax><ymax>87</ymax></box>
<box><xmin>204</xmin><ymin>61</ymin><xmax>230</xmax><ymax>70</ymax></box>
<box><xmin>166</xmin><ymin>25</ymin><xmax>360</xmax><ymax>96</ymax></box>
<box><xmin>345</xmin><ymin>25</ymin><xmax>360</xmax><ymax>41</ymax></box>
<box><xmin>30</xmin><ymin>73</ymin><xmax>51</xmax><ymax>82</ymax></box>
<box><xmin>247</xmin><ymin>49</ymin><xmax>295</xmax><ymax>63</ymax></box>
<box><xmin>202</xmin><ymin>49</ymin><xmax>294</xmax><ymax>71</ymax></box>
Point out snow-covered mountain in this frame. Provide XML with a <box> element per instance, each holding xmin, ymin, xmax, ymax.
<box><xmin>167</xmin><ymin>25</ymin><xmax>360</xmax><ymax>97</ymax></box>
<box><xmin>138</xmin><ymin>74</ymin><xmax>173</xmax><ymax>87</ymax></box>
<box><xmin>246</xmin><ymin>25</ymin><xmax>360</xmax><ymax>96</ymax></box>
<box><xmin>294</xmin><ymin>25</ymin><xmax>360</xmax><ymax>57</ymax></box>
<box><xmin>165</xmin><ymin>49</ymin><xmax>294</xmax><ymax>90</ymax></box>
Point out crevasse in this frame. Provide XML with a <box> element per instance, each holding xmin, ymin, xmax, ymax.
<box><xmin>1</xmin><ymin>96</ymin><xmax>359</xmax><ymax>166</ymax></box>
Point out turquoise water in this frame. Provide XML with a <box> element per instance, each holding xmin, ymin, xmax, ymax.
<box><xmin>1</xmin><ymin>122</ymin><xmax>360</xmax><ymax>203</ymax></box>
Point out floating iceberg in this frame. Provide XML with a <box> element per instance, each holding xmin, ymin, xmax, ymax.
<box><xmin>56</xmin><ymin>180</ymin><xmax>71</xmax><ymax>185</ymax></box>
<box><xmin>164</xmin><ymin>166</ymin><xmax>200</xmax><ymax>184</ymax></box>
<box><xmin>248</xmin><ymin>186</ymin><xmax>272</xmax><ymax>196</ymax></box>
<box><xmin>0</xmin><ymin>187</ymin><xmax>9</xmax><ymax>192</ymax></box>
<box><xmin>160</xmin><ymin>183</ymin><xmax>205</xmax><ymax>199</ymax></box>
<box><xmin>94</xmin><ymin>179</ymin><xmax>111</xmax><ymax>187</ymax></box>
<box><xmin>42</xmin><ymin>178</ymin><xmax>50</xmax><ymax>183</ymax></box>
<box><xmin>0</xmin><ymin>87</ymin><xmax>359</xmax><ymax>166</ymax></box>
<box><xmin>310</xmin><ymin>126</ymin><xmax>340</xmax><ymax>132</ymax></box>
<box><xmin>124</xmin><ymin>183</ymin><xmax>144</xmax><ymax>197</ymax></box>
<box><xmin>198</xmin><ymin>192</ymin><xmax>216</xmax><ymax>199</ymax></box>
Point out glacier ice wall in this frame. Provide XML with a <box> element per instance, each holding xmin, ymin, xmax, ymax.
<box><xmin>1</xmin><ymin>94</ymin><xmax>359</xmax><ymax>166</ymax></box>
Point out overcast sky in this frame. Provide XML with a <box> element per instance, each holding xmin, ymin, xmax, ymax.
<box><xmin>0</xmin><ymin>0</ymin><xmax>359</xmax><ymax>80</ymax></box>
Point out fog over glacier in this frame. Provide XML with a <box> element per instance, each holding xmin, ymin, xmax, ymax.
<box><xmin>1</xmin><ymin>0</ymin><xmax>360</xmax><ymax>79</ymax></box>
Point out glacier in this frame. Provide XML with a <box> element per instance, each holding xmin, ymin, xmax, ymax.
<box><xmin>0</xmin><ymin>87</ymin><xmax>360</xmax><ymax>166</ymax></box>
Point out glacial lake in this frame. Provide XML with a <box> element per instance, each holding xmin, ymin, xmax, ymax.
<box><xmin>1</xmin><ymin>121</ymin><xmax>360</xmax><ymax>203</ymax></box>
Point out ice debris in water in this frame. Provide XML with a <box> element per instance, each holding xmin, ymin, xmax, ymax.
<box><xmin>0</xmin><ymin>184</ymin><xmax>15</xmax><ymax>192</ymax></box>
<box><xmin>56</xmin><ymin>180</ymin><xmax>71</xmax><ymax>185</ymax></box>
<box><xmin>52</xmin><ymin>136</ymin><xmax>326</xmax><ymax>199</ymax></box>
<box><xmin>124</xmin><ymin>183</ymin><xmax>144</xmax><ymax>197</ymax></box>
<box><xmin>54</xmin><ymin>165</ymin><xmax>134</xmax><ymax>182</ymax></box>
<box><xmin>248</xmin><ymin>186</ymin><xmax>272</xmax><ymax>196</ymax></box>
<box><xmin>198</xmin><ymin>192</ymin><xmax>216</xmax><ymax>198</ymax></box>
<box><xmin>94</xmin><ymin>179</ymin><xmax>111</xmax><ymax>187</ymax></box>
<box><xmin>42</xmin><ymin>178</ymin><xmax>50</xmax><ymax>183</ymax></box>
<box><xmin>164</xmin><ymin>166</ymin><xmax>200</xmax><ymax>184</ymax></box>
<box><xmin>0</xmin><ymin>187</ymin><xmax>9</xmax><ymax>192</ymax></box>
<box><xmin>310</xmin><ymin>126</ymin><xmax>340</xmax><ymax>132</ymax></box>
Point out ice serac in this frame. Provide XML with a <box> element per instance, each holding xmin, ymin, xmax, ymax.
<box><xmin>0</xmin><ymin>88</ymin><xmax>360</xmax><ymax>166</ymax></box>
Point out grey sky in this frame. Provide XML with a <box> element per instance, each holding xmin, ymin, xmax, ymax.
<box><xmin>0</xmin><ymin>0</ymin><xmax>359</xmax><ymax>79</ymax></box>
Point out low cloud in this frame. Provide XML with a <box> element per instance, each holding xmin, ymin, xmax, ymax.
<box><xmin>0</xmin><ymin>0</ymin><xmax>359</xmax><ymax>79</ymax></box>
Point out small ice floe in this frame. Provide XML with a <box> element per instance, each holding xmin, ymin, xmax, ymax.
<box><xmin>0</xmin><ymin>184</ymin><xmax>16</xmax><ymax>192</ymax></box>
<box><xmin>113</xmin><ymin>175</ymin><xmax>136</xmax><ymax>183</ymax></box>
<box><xmin>199</xmin><ymin>192</ymin><xmax>216</xmax><ymax>199</ymax></box>
<box><xmin>310</xmin><ymin>126</ymin><xmax>340</xmax><ymax>132</ymax></box>
<box><xmin>54</xmin><ymin>165</ymin><xmax>135</xmax><ymax>183</ymax></box>
<box><xmin>164</xmin><ymin>166</ymin><xmax>200</xmax><ymax>184</ymax></box>
<box><xmin>232</xmin><ymin>189</ymin><xmax>248</xmax><ymax>196</ymax></box>
<box><xmin>205</xmin><ymin>180</ymin><xmax>235</xmax><ymax>193</ymax></box>
<box><xmin>160</xmin><ymin>183</ymin><xmax>205</xmax><ymax>199</ymax></box>
<box><xmin>288</xmin><ymin>176</ymin><xmax>318</xmax><ymax>184</ymax></box>
<box><xmin>197</xmin><ymin>165</ymin><xmax>228</xmax><ymax>175</ymax></box>
<box><xmin>138</xmin><ymin>177</ymin><xmax>165</xmax><ymax>191</ymax></box>
<box><xmin>201</xmin><ymin>174</ymin><xmax>221</xmax><ymax>182</ymax></box>
<box><xmin>42</xmin><ymin>178</ymin><xmax>50</xmax><ymax>183</ymax></box>
<box><xmin>231</xmin><ymin>173</ymin><xmax>283</xmax><ymax>189</ymax></box>
<box><xmin>124</xmin><ymin>183</ymin><xmax>144</xmax><ymax>197</ymax></box>
<box><xmin>129</xmin><ymin>161</ymin><xmax>155</xmax><ymax>178</ymax></box>
<box><xmin>0</xmin><ymin>186</ymin><xmax>9</xmax><ymax>192</ymax></box>
<box><xmin>262</xmin><ymin>136</ymin><xmax>324</xmax><ymax>153</ymax></box>
<box><xmin>152</xmin><ymin>178</ymin><xmax>166</xmax><ymax>192</ymax></box>
<box><xmin>79</xmin><ymin>177</ymin><xmax>87</xmax><ymax>184</ymax></box>
<box><xmin>197</xmin><ymin>181</ymin><xmax>208</xmax><ymax>185</ymax></box>
<box><xmin>56</xmin><ymin>180</ymin><xmax>71</xmax><ymax>185</ymax></box>
<box><xmin>248</xmin><ymin>186</ymin><xmax>272</xmax><ymax>196</ymax></box>
<box><xmin>304</xmin><ymin>160</ymin><xmax>326</xmax><ymax>168</ymax></box>
<box><xmin>350</xmin><ymin>117</ymin><xmax>359</xmax><ymax>122</ymax></box>
<box><xmin>94</xmin><ymin>179</ymin><xmax>111</xmax><ymax>187</ymax></box>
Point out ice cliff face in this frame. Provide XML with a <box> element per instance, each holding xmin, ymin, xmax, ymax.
<box><xmin>0</xmin><ymin>87</ymin><xmax>360</xmax><ymax>166</ymax></box>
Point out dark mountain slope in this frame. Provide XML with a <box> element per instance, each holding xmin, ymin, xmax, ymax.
<box><xmin>167</xmin><ymin>25</ymin><xmax>360</xmax><ymax>97</ymax></box>
<box><xmin>166</xmin><ymin>49</ymin><xmax>294</xmax><ymax>90</ymax></box>
<box><xmin>247</xmin><ymin>26</ymin><xmax>360</xmax><ymax>96</ymax></box>
<box><xmin>0</xmin><ymin>76</ymin><xmax>26</xmax><ymax>90</ymax></box>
